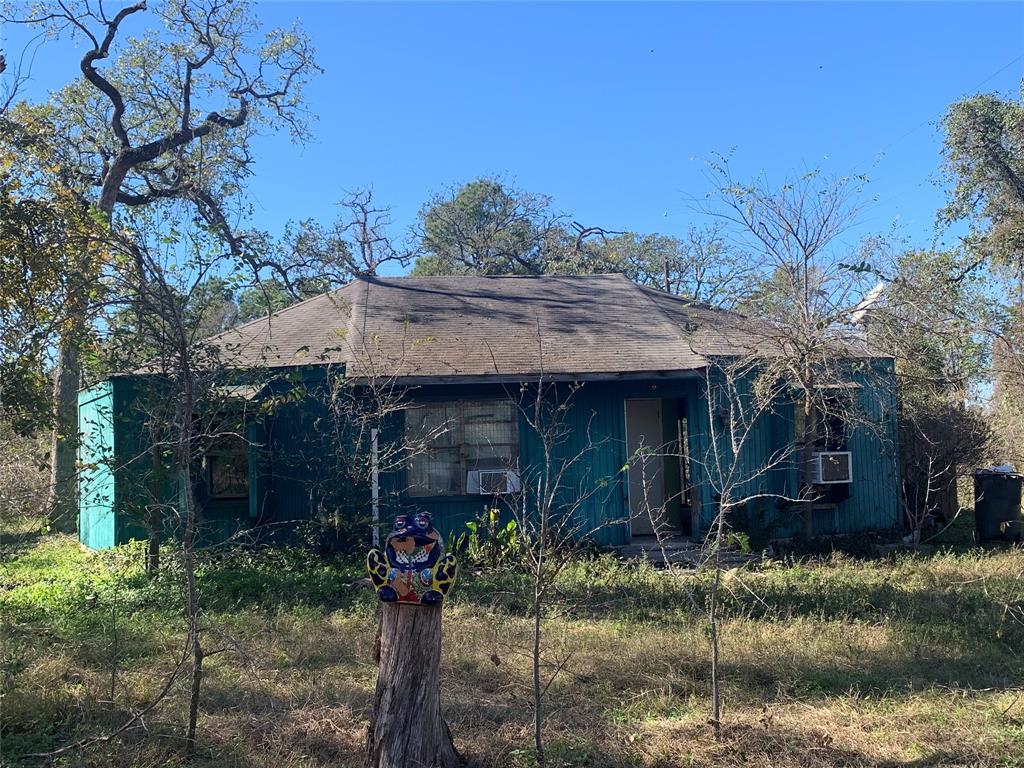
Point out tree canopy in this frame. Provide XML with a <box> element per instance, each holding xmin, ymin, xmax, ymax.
<box><xmin>942</xmin><ymin>83</ymin><xmax>1024</xmax><ymax>276</ymax></box>
<box><xmin>0</xmin><ymin>160</ymin><xmax>108</xmax><ymax>432</ymax></box>
<box><xmin>942</xmin><ymin>83</ymin><xmax>1024</xmax><ymax>467</ymax></box>
<box><xmin>414</xmin><ymin>178</ymin><xmax>559</xmax><ymax>276</ymax></box>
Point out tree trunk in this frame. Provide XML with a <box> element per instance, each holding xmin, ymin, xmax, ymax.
<box><xmin>709</xmin><ymin>565</ymin><xmax>722</xmax><ymax>740</ymax></box>
<box><xmin>938</xmin><ymin>467</ymin><xmax>959</xmax><ymax>522</ymax></box>
<box><xmin>146</xmin><ymin>444</ymin><xmax>163</xmax><ymax>575</ymax></box>
<box><xmin>709</xmin><ymin>501</ymin><xmax>727</xmax><ymax>741</ymax></box>
<box><xmin>146</xmin><ymin>521</ymin><xmax>161</xmax><ymax>575</ymax></box>
<box><xmin>182</xmin><ymin>466</ymin><xmax>203</xmax><ymax>756</ymax></box>
<box><xmin>531</xmin><ymin>585</ymin><xmax>544</xmax><ymax>767</ymax></box>
<box><xmin>365</xmin><ymin>603</ymin><xmax>460</xmax><ymax>768</ymax></box>
<box><xmin>800</xmin><ymin>394</ymin><xmax>818</xmax><ymax>539</ymax></box>
<box><xmin>47</xmin><ymin>337</ymin><xmax>81</xmax><ymax>533</ymax></box>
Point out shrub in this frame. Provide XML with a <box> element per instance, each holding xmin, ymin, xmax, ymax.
<box><xmin>0</xmin><ymin>425</ymin><xmax>49</xmax><ymax>527</ymax></box>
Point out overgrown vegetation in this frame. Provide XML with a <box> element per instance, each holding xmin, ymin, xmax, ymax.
<box><xmin>1</xmin><ymin>2</ymin><xmax>1021</xmax><ymax>764</ymax></box>
<box><xmin>3</xmin><ymin>517</ymin><xmax>1021</xmax><ymax>767</ymax></box>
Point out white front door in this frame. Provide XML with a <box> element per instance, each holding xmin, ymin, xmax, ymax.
<box><xmin>625</xmin><ymin>399</ymin><xmax>664</xmax><ymax>536</ymax></box>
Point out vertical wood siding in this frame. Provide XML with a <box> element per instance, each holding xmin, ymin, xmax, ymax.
<box><xmin>89</xmin><ymin>362</ymin><xmax>900</xmax><ymax>550</ymax></box>
<box><xmin>78</xmin><ymin>382</ymin><xmax>116</xmax><ymax>549</ymax></box>
<box><xmin>688</xmin><ymin>362</ymin><xmax>901</xmax><ymax>541</ymax></box>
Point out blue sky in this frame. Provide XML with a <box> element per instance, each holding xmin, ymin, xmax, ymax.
<box><xmin>4</xmin><ymin>2</ymin><xmax>1023</xmax><ymax>273</ymax></box>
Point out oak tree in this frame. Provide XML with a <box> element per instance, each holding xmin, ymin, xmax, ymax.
<box><xmin>2</xmin><ymin>0</ymin><xmax>319</xmax><ymax>520</ymax></box>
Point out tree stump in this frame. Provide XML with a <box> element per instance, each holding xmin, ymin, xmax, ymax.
<box><xmin>365</xmin><ymin>602</ymin><xmax>461</xmax><ymax>768</ymax></box>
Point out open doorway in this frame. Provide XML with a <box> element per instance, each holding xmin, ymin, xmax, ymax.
<box><xmin>625</xmin><ymin>398</ymin><xmax>693</xmax><ymax>537</ymax></box>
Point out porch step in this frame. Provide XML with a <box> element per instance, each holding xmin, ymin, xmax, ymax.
<box><xmin>613</xmin><ymin>536</ymin><xmax>759</xmax><ymax>569</ymax></box>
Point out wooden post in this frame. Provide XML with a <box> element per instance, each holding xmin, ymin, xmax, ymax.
<box><xmin>365</xmin><ymin>602</ymin><xmax>461</xmax><ymax>768</ymax></box>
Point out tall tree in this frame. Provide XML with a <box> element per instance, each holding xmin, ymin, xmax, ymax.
<box><xmin>236</xmin><ymin>278</ymin><xmax>300</xmax><ymax>323</ymax></box>
<box><xmin>942</xmin><ymin>83</ymin><xmax>1024</xmax><ymax>283</ymax></box>
<box><xmin>269</xmin><ymin>188</ymin><xmax>412</xmax><ymax>290</ymax></box>
<box><xmin>413</xmin><ymin>178</ymin><xmax>561</xmax><ymax>275</ymax></box>
<box><xmin>942</xmin><ymin>84</ymin><xmax>1024</xmax><ymax>466</ymax></box>
<box><xmin>699</xmin><ymin>159</ymin><xmax>881</xmax><ymax>537</ymax></box>
<box><xmin>2</xmin><ymin>0</ymin><xmax>318</xmax><ymax>521</ymax></box>
<box><xmin>103</xmin><ymin>212</ymin><xmax>269</xmax><ymax>754</ymax></box>
<box><xmin>0</xmin><ymin>155</ymin><xmax>107</xmax><ymax>436</ymax></box>
<box><xmin>569</xmin><ymin>225</ymin><xmax>750</xmax><ymax>306</ymax></box>
<box><xmin>413</xmin><ymin>176</ymin><xmax>743</xmax><ymax>301</ymax></box>
<box><xmin>225</xmin><ymin>188</ymin><xmax>413</xmax><ymax>326</ymax></box>
<box><xmin>866</xmin><ymin>248</ymin><xmax>993</xmax><ymax>528</ymax></box>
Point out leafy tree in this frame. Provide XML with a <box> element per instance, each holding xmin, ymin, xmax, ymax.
<box><xmin>991</xmin><ymin>302</ymin><xmax>1024</xmax><ymax>468</ymax></box>
<box><xmin>0</xmin><ymin>160</ymin><xmax>108</xmax><ymax>436</ymax></box>
<box><xmin>186</xmin><ymin>277</ymin><xmax>240</xmax><ymax>339</ymax></box>
<box><xmin>413</xmin><ymin>178</ymin><xmax>560</xmax><ymax>275</ymax></box>
<box><xmin>867</xmin><ymin>248</ymin><xmax>993</xmax><ymax>528</ymax></box>
<box><xmin>942</xmin><ymin>84</ymin><xmax>1024</xmax><ymax>279</ymax></box>
<box><xmin>413</xmin><ymin>178</ymin><xmax>747</xmax><ymax>307</ymax></box>
<box><xmin>237</xmin><ymin>279</ymin><xmax>302</xmax><ymax>323</ymax></box>
<box><xmin>942</xmin><ymin>84</ymin><xmax>1024</xmax><ymax>467</ymax></box>
<box><xmin>1</xmin><ymin>0</ymin><xmax>319</xmax><ymax>518</ymax></box>
<box><xmin>581</xmin><ymin>226</ymin><xmax>749</xmax><ymax>306</ymax></box>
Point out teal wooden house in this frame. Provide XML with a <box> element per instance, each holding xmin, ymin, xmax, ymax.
<box><xmin>78</xmin><ymin>275</ymin><xmax>901</xmax><ymax>550</ymax></box>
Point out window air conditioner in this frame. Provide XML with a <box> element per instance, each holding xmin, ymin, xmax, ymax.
<box><xmin>811</xmin><ymin>451</ymin><xmax>853</xmax><ymax>484</ymax></box>
<box><xmin>466</xmin><ymin>469</ymin><xmax>521</xmax><ymax>495</ymax></box>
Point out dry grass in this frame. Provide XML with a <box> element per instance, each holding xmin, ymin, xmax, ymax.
<box><xmin>1</xmin><ymin>521</ymin><xmax>1022</xmax><ymax>767</ymax></box>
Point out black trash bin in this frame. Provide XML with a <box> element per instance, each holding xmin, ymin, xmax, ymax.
<box><xmin>973</xmin><ymin>468</ymin><xmax>1024</xmax><ymax>543</ymax></box>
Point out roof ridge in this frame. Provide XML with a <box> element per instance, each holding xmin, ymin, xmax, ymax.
<box><xmin>369</xmin><ymin>273</ymin><xmax>625</xmax><ymax>281</ymax></box>
<box><xmin>626</xmin><ymin>281</ymin><xmax>708</xmax><ymax>361</ymax></box>
<box><xmin>634</xmin><ymin>282</ymin><xmax>746</xmax><ymax>317</ymax></box>
<box><xmin>131</xmin><ymin>271</ymin><xmax>790</xmax><ymax>378</ymax></box>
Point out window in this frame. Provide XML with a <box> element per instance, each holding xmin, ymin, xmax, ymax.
<box><xmin>794</xmin><ymin>394</ymin><xmax>852</xmax><ymax>502</ymax></box>
<box><xmin>208</xmin><ymin>437</ymin><xmax>249</xmax><ymax>500</ymax></box>
<box><xmin>793</xmin><ymin>394</ymin><xmax>850</xmax><ymax>452</ymax></box>
<box><xmin>406</xmin><ymin>400</ymin><xmax>519</xmax><ymax>497</ymax></box>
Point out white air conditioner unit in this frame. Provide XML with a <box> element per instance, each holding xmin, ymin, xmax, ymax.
<box><xmin>811</xmin><ymin>451</ymin><xmax>852</xmax><ymax>484</ymax></box>
<box><xmin>466</xmin><ymin>469</ymin><xmax>521</xmax><ymax>495</ymax></box>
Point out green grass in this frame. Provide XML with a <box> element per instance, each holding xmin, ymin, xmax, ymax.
<box><xmin>2</xmin><ymin>518</ymin><xmax>1022</xmax><ymax>767</ymax></box>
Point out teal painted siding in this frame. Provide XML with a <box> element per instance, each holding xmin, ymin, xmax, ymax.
<box><xmin>78</xmin><ymin>376</ymin><xmax>156</xmax><ymax>549</ymax></box>
<box><xmin>687</xmin><ymin>362</ymin><xmax>901</xmax><ymax>541</ymax></box>
<box><xmin>82</xmin><ymin>361</ymin><xmax>901</xmax><ymax>550</ymax></box>
<box><xmin>379</xmin><ymin>384</ymin><xmax>524</xmax><ymax>543</ymax></box>
<box><xmin>112</xmin><ymin>376</ymin><xmax>165</xmax><ymax>545</ymax></box>
<box><xmin>685</xmin><ymin>367</ymin><xmax>799</xmax><ymax>540</ymax></box>
<box><xmin>520</xmin><ymin>382</ymin><xmax>631</xmax><ymax>547</ymax></box>
<box><xmin>842</xmin><ymin>363</ymin><xmax>901</xmax><ymax>533</ymax></box>
<box><xmin>80</xmin><ymin>373</ymin><xmax>294</xmax><ymax>550</ymax></box>
<box><xmin>600</xmin><ymin>380</ymin><xmax>706</xmax><ymax>542</ymax></box>
<box><xmin>78</xmin><ymin>382</ymin><xmax>117</xmax><ymax>549</ymax></box>
<box><xmin>257</xmin><ymin>368</ymin><xmax>368</xmax><ymax>540</ymax></box>
<box><xmin>379</xmin><ymin>380</ymin><xmax>702</xmax><ymax>547</ymax></box>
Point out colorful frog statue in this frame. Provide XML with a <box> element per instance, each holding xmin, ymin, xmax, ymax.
<box><xmin>366</xmin><ymin>512</ymin><xmax>458</xmax><ymax>605</ymax></box>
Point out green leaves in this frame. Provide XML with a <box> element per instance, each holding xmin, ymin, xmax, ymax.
<box><xmin>838</xmin><ymin>260</ymin><xmax>878</xmax><ymax>275</ymax></box>
<box><xmin>941</xmin><ymin>86</ymin><xmax>1024</xmax><ymax>273</ymax></box>
<box><xmin>415</xmin><ymin>178</ymin><xmax>554</xmax><ymax>276</ymax></box>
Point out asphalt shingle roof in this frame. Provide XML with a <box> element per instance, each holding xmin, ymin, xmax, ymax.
<box><xmin>205</xmin><ymin>274</ymin><xmax>775</xmax><ymax>382</ymax></box>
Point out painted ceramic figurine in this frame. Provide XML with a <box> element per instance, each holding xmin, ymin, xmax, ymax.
<box><xmin>367</xmin><ymin>513</ymin><xmax>458</xmax><ymax>605</ymax></box>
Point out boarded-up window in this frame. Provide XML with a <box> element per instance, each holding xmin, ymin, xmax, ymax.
<box><xmin>406</xmin><ymin>400</ymin><xmax>519</xmax><ymax>496</ymax></box>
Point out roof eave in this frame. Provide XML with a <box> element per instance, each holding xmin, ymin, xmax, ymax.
<box><xmin>344</xmin><ymin>368</ymin><xmax>708</xmax><ymax>386</ymax></box>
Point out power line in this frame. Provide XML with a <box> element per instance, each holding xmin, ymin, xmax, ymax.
<box><xmin>855</xmin><ymin>51</ymin><xmax>1024</xmax><ymax>174</ymax></box>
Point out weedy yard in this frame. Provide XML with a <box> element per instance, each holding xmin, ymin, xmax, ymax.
<box><xmin>1</xmin><ymin>517</ymin><xmax>1022</xmax><ymax>768</ymax></box>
